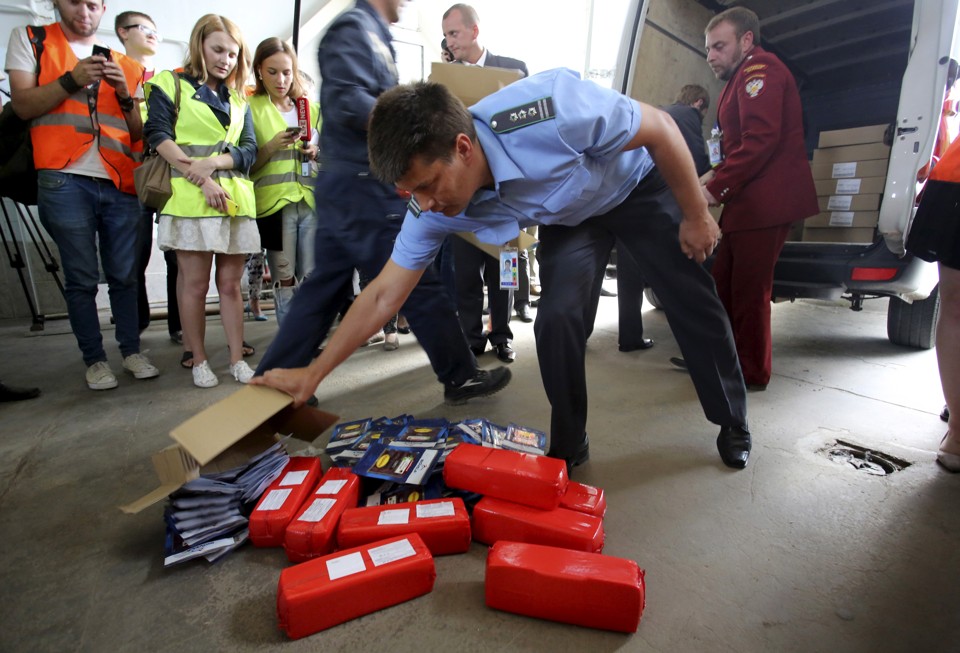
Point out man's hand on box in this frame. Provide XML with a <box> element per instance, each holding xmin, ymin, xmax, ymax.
<box><xmin>250</xmin><ymin>367</ymin><xmax>317</xmax><ymax>407</ymax></box>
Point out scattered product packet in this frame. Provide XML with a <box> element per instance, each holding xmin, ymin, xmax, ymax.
<box><xmin>325</xmin><ymin>418</ymin><xmax>372</xmax><ymax>454</ymax></box>
<box><xmin>364</xmin><ymin>475</ymin><xmax>444</xmax><ymax>506</ymax></box>
<box><xmin>501</xmin><ymin>423</ymin><xmax>548</xmax><ymax>455</ymax></box>
<box><xmin>393</xmin><ymin>419</ymin><xmax>449</xmax><ymax>448</ymax></box>
<box><xmin>354</xmin><ymin>442</ymin><xmax>441</xmax><ymax>486</ymax></box>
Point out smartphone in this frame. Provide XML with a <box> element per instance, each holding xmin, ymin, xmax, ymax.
<box><xmin>284</xmin><ymin>126</ymin><xmax>302</xmax><ymax>136</ymax></box>
<box><xmin>92</xmin><ymin>44</ymin><xmax>112</xmax><ymax>60</ymax></box>
<box><xmin>224</xmin><ymin>198</ymin><xmax>239</xmax><ymax>217</ymax></box>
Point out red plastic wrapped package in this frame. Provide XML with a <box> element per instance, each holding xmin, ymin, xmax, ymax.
<box><xmin>485</xmin><ymin>541</ymin><xmax>645</xmax><ymax>633</ymax></box>
<box><xmin>443</xmin><ymin>443</ymin><xmax>568</xmax><ymax>510</ymax></box>
<box><xmin>337</xmin><ymin>497</ymin><xmax>471</xmax><ymax>555</ymax></box>
<box><xmin>472</xmin><ymin>496</ymin><xmax>604</xmax><ymax>553</ymax></box>
<box><xmin>559</xmin><ymin>481</ymin><xmax>607</xmax><ymax>518</ymax></box>
<box><xmin>249</xmin><ymin>457</ymin><xmax>323</xmax><ymax>547</ymax></box>
<box><xmin>277</xmin><ymin>533</ymin><xmax>436</xmax><ymax>639</ymax></box>
<box><xmin>284</xmin><ymin>467</ymin><xmax>361</xmax><ymax>562</ymax></box>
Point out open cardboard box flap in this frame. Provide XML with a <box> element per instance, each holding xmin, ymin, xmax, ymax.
<box><xmin>120</xmin><ymin>385</ymin><xmax>338</xmax><ymax>514</ymax></box>
<box><xmin>428</xmin><ymin>62</ymin><xmax>523</xmax><ymax>108</ymax></box>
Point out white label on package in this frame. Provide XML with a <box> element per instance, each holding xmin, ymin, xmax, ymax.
<box><xmin>828</xmin><ymin>211</ymin><xmax>855</xmax><ymax>227</ymax></box>
<box><xmin>827</xmin><ymin>195</ymin><xmax>853</xmax><ymax>211</ymax></box>
<box><xmin>326</xmin><ymin>551</ymin><xmax>366</xmax><ymax>581</ymax></box>
<box><xmin>298</xmin><ymin>497</ymin><xmax>337</xmax><ymax>522</ymax></box>
<box><xmin>257</xmin><ymin>488</ymin><xmax>292</xmax><ymax>511</ymax></box>
<box><xmin>831</xmin><ymin>162</ymin><xmax>857</xmax><ymax>178</ymax></box>
<box><xmin>406</xmin><ymin>448</ymin><xmax>439</xmax><ymax>485</ymax></box>
<box><xmin>377</xmin><ymin>508</ymin><xmax>410</xmax><ymax>525</ymax></box>
<box><xmin>416</xmin><ymin>501</ymin><xmax>456</xmax><ymax>519</ymax></box>
<box><xmin>835</xmin><ymin>179</ymin><xmax>862</xmax><ymax>194</ymax></box>
<box><xmin>368</xmin><ymin>538</ymin><xmax>417</xmax><ymax>567</ymax></box>
<box><xmin>280</xmin><ymin>470</ymin><xmax>309</xmax><ymax>486</ymax></box>
<box><xmin>316</xmin><ymin>479</ymin><xmax>348</xmax><ymax>495</ymax></box>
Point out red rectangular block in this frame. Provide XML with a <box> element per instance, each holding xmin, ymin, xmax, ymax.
<box><xmin>472</xmin><ymin>496</ymin><xmax>604</xmax><ymax>553</ymax></box>
<box><xmin>277</xmin><ymin>533</ymin><xmax>436</xmax><ymax>639</ymax></box>
<box><xmin>559</xmin><ymin>481</ymin><xmax>607</xmax><ymax>518</ymax></box>
<box><xmin>249</xmin><ymin>457</ymin><xmax>323</xmax><ymax>547</ymax></box>
<box><xmin>486</xmin><ymin>541</ymin><xmax>645</xmax><ymax>633</ymax></box>
<box><xmin>443</xmin><ymin>443</ymin><xmax>568</xmax><ymax>510</ymax></box>
<box><xmin>337</xmin><ymin>498</ymin><xmax>471</xmax><ymax>555</ymax></box>
<box><xmin>284</xmin><ymin>467</ymin><xmax>361</xmax><ymax>562</ymax></box>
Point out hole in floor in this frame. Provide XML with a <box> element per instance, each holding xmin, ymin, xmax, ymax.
<box><xmin>819</xmin><ymin>440</ymin><xmax>912</xmax><ymax>475</ymax></box>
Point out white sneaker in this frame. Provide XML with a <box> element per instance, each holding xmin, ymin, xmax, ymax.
<box><xmin>122</xmin><ymin>353</ymin><xmax>160</xmax><ymax>379</ymax></box>
<box><xmin>363</xmin><ymin>330</ymin><xmax>385</xmax><ymax>347</ymax></box>
<box><xmin>192</xmin><ymin>360</ymin><xmax>219</xmax><ymax>388</ymax></box>
<box><xmin>383</xmin><ymin>332</ymin><xmax>400</xmax><ymax>351</ymax></box>
<box><xmin>230</xmin><ymin>360</ymin><xmax>254</xmax><ymax>384</ymax></box>
<box><xmin>86</xmin><ymin>361</ymin><xmax>118</xmax><ymax>390</ymax></box>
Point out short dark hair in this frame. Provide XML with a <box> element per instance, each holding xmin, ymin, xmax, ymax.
<box><xmin>675</xmin><ymin>84</ymin><xmax>709</xmax><ymax>109</ymax></box>
<box><xmin>368</xmin><ymin>81</ymin><xmax>477</xmax><ymax>184</ymax></box>
<box><xmin>443</xmin><ymin>3</ymin><xmax>479</xmax><ymax>26</ymax></box>
<box><xmin>114</xmin><ymin>11</ymin><xmax>155</xmax><ymax>40</ymax></box>
<box><xmin>706</xmin><ymin>7</ymin><xmax>760</xmax><ymax>43</ymax></box>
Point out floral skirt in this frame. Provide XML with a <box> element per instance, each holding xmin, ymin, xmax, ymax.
<box><xmin>157</xmin><ymin>215</ymin><xmax>261</xmax><ymax>255</ymax></box>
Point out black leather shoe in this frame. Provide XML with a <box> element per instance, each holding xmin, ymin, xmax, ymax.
<box><xmin>515</xmin><ymin>304</ymin><xmax>533</xmax><ymax>323</ymax></box>
<box><xmin>619</xmin><ymin>338</ymin><xmax>654</xmax><ymax>352</ymax></box>
<box><xmin>943</xmin><ymin>405</ymin><xmax>950</xmax><ymax>422</ymax></box>
<box><xmin>0</xmin><ymin>382</ymin><xmax>40</xmax><ymax>402</ymax></box>
<box><xmin>717</xmin><ymin>425</ymin><xmax>751</xmax><ymax>469</ymax></box>
<box><xmin>530</xmin><ymin>299</ymin><xmax>539</xmax><ymax>308</ymax></box>
<box><xmin>444</xmin><ymin>367</ymin><xmax>512</xmax><ymax>405</ymax></box>
<box><xmin>562</xmin><ymin>435</ymin><xmax>591</xmax><ymax>475</ymax></box>
<box><xmin>669</xmin><ymin>357</ymin><xmax>688</xmax><ymax>370</ymax></box>
<box><xmin>494</xmin><ymin>341</ymin><xmax>516</xmax><ymax>363</ymax></box>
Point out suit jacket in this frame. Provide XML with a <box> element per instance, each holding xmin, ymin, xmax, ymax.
<box><xmin>705</xmin><ymin>46</ymin><xmax>818</xmax><ymax>232</ymax></box>
<box><xmin>662</xmin><ymin>102</ymin><xmax>711</xmax><ymax>176</ymax></box>
<box><xmin>484</xmin><ymin>52</ymin><xmax>528</xmax><ymax>78</ymax></box>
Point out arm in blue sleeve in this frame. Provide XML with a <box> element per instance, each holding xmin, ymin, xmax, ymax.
<box><xmin>552</xmin><ymin>71</ymin><xmax>639</xmax><ymax>161</ymax></box>
<box><xmin>318</xmin><ymin>18</ymin><xmax>379</xmax><ymax>132</ymax></box>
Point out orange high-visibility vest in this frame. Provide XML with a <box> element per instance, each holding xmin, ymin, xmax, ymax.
<box><xmin>28</xmin><ymin>23</ymin><xmax>144</xmax><ymax>194</ymax></box>
<box><xmin>929</xmin><ymin>135</ymin><xmax>960</xmax><ymax>184</ymax></box>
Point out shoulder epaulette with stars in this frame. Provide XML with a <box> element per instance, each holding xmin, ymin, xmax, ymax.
<box><xmin>489</xmin><ymin>97</ymin><xmax>555</xmax><ymax>134</ymax></box>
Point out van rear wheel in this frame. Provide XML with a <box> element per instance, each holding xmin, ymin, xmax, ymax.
<box><xmin>643</xmin><ymin>287</ymin><xmax>663</xmax><ymax>310</ymax></box>
<box><xmin>887</xmin><ymin>284</ymin><xmax>939</xmax><ymax>350</ymax></box>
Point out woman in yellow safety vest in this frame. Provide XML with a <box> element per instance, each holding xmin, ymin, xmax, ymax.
<box><xmin>144</xmin><ymin>14</ymin><xmax>258</xmax><ymax>389</ymax></box>
<box><xmin>248</xmin><ymin>37</ymin><xmax>320</xmax><ymax>325</ymax></box>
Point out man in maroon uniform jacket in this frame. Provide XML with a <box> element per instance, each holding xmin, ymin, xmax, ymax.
<box><xmin>701</xmin><ymin>7</ymin><xmax>817</xmax><ymax>389</ymax></box>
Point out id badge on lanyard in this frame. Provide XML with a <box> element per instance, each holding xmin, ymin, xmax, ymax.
<box><xmin>499</xmin><ymin>247</ymin><xmax>518</xmax><ymax>290</ymax></box>
<box><xmin>707</xmin><ymin>126</ymin><xmax>724</xmax><ymax>167</ymax></box>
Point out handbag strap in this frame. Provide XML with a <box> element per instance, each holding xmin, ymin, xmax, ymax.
<box><xmin>171</xmin><ymin>70</ymin><xmax>181</xmax><ymax>129</ymax></box>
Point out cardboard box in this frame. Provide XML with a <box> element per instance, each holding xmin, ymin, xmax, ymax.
<box><xmin>813</xmin><ymin>177</ymin><xmax>886</xmax><ymax>196</ymax></box>
<box><xmin>429</xmin><ymin>62</ymin><xmax>523</xmax><ymax>108</ymax></box>
<box><xmin>804</xmin><ymin>211</ymin><xmax>879</xmax><ymax>229</ymax></box>
<box><xmin>455</xmin><ymin>229</ymin><xmax>537</xmax><ymax>260</ymax></box>
<box><xmin>812</xmin><ymin>143</ymin><xmax>891</xmax><ymax>165</ymax></box>
<box><xmin>802</xmin><ymin>226</ymin><xmax>877</xmax><ymax>244</ymax></box>
<box><xmin>817</xmin><ymin>124</ymin><xmax>888</xmax><ymax>149</ymax></box>
<box><xmin>120</xmin><ymin>386</ymin><xmax>339</xmax><ymax>514</ymax></box>
<box><xmin>486</xmin><ymin>541</ymin><xmax>645</xmax><ymax>633</ymax></box>
<box><xmin>817</xmin><ymin>194</ymin><xmax>881</xmax><ymax>212</ymax></box>
<box><xmin>811</xmin><ymin>159</ymin><xmax>889</xmax><ymax>180</ymax></box>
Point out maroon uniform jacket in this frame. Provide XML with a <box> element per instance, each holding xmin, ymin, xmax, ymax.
<box><xmin>705</xmin><ymin>46</ymin><xmax>818</xmax><ymax>232</ymax></box>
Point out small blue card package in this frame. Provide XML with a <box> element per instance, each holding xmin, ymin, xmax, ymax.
<box><xmin>455</xmin><ymin>419</ymin><xmax>485</xmax><ymax>446</ymax></box>
<box><xmin>331</xmin><ymin>421</ymin><xmax>406</xmax><ymax>467</ymax></box>
<box><xmin>354</xmin><ymin>442</ymin><xmax>441</xmax><ymax>486</ymax></box>
<box><xmin>484</xmin><ymin>421</ymin><xmax>507</xmax><ymax>448</ymax></box>
<box><xmin>364</xmin><ymin>476</ymin><xmax>444</xmax><ymax>506</ymax></box>
<box><xmin>394</xmin><ymin>419</ymin><xmax>449</xmax><ymax>448</ymax></box>
<box><xmin>325</xmin><ymin>417</ymin><xmax>372</xmax><ymax>454</ymax></box>
<box><xmin>500</xmin><ymin>423</ymin><xmax>548</xmax><ymax>455</ymax></box>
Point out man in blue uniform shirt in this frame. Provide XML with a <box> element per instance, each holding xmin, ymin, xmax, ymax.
<box><xmin>254</xmin><ymin>68</ymin><xmax>752</xmax><ymax>470</ymax></box>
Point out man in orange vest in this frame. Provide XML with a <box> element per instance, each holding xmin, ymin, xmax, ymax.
<box><xmin>5</xmin><ymin>0</ymin><xmax>159</xmax><ymax>390</ymax></box>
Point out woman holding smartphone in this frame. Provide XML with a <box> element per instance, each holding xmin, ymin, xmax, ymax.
<box><xmin>248</xmin><ymin>37</ymin><xmax>320</xmax><ymax>325</ymax></box>
<box><xmin>144</xmin><ymin>14</ymin><xmax>258</xmax><ymax>388</ymax></box>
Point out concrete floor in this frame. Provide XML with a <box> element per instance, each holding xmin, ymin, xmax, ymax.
<box><xmin>0</xmin><ymin>293</ymin><xmax>957</xmax><ymax>652</ymax></box>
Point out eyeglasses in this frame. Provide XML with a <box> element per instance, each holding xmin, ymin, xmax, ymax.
<box><xmin>122</xmin><ymin>24</ymin><xmax>160</xmax><ymax>39</ymax></box>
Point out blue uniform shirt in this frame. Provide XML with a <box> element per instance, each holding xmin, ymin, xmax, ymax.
<box><xmin>392</xmin><ymin>68</ymin><xmax>656</xmax><ymax>270</ymax></box>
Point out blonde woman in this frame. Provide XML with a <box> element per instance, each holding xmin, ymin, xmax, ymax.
<box><xmin>248</xmin><ymin>37</ymin><xmax>320</xmax><ymax>325</ymax></box>
<box><xmin>144</xmin><ymin>14</ymin><xmax>258</xmax><ymax>388</ymax></box>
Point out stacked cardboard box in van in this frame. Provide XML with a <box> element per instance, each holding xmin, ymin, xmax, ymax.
<box><xmin>805</xmin><ymin>125</ymin><xmax>890</xmax><ymax>244</ymax></box>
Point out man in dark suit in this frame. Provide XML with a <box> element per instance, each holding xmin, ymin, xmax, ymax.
<box><xmin>701</xmin><ymin>7</ymin><xmax>818</xmax><ymax>390</ymax></box>
<box><xmin>441</xmin><ymin>3</ymin><xmax>530</xmax><ymax>362</ymax></box>
<box><xmin>662</xmin><ymin>84</ymin><xmax>712</xmax><ymax>177</ymax></box>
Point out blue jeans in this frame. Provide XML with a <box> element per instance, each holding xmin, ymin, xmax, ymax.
<box><xmin>265</xmin><ymin>200</ymin><xmax>318</xmax><ymax>283</ymax></box>
<box><xmin>37</xmin><ymin>171</ymin><xmax>142</xmax><ymax>366</ymax></box>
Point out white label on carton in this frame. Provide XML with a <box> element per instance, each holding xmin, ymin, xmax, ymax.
<box><xmin>835</xmin><ymin>179</ymin><xmax>862</xmax><ymax>194</ymax></box>
<box><xmin>829</xmin><ymin>212</ymin><xmax>855</xmax><ymax>227</ymax></box>
<box><xmin>832</xmin><ymin>162</ymin><xmax>857</xmax><ymax>178</ymax></box>
<box><xmin>280</xmin><ymin>470</ymin><xmax>309</xmax><ymax>486</ymax></box>
<box><xmin>406</xmin><ymin>449</ymin><xmax>439</xmax><ymax>486</ymax></box>
<box><xmin>377</xmin><ymin>508</ymin><xmax>410</xmax><ymax>525</ymax></box>
<box><xmin>327</xmin><ymin>551</ymin><xmax>366</xmax><ymax>581</ymax></box>
<box><xmin>298</xmin><ymin>497</ymin><xmax>337</xmax><ymax>522</ymax></box>
<box><xmin>316</xmin><ymin>479</ymin><xmax>348</xmax><ymax>495</ymax></box>
<box><xmin>257</xmin><ymin>488</ymin><xmax>291</xmax><ymax>511</ymax></box>
<box><xmin>827</xmin><ymin>195</ymin><xmax>853</xmax><ymax>211</ymax></box>
<box><xmin>417</xmin><ymin>501</ymin><xmax>455</xmax><ymax>519</ymax></box>
<box><xmin>368</xmin><ymin>538</ymin><xmax>417</xmax><ymax>567</ymax></box>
